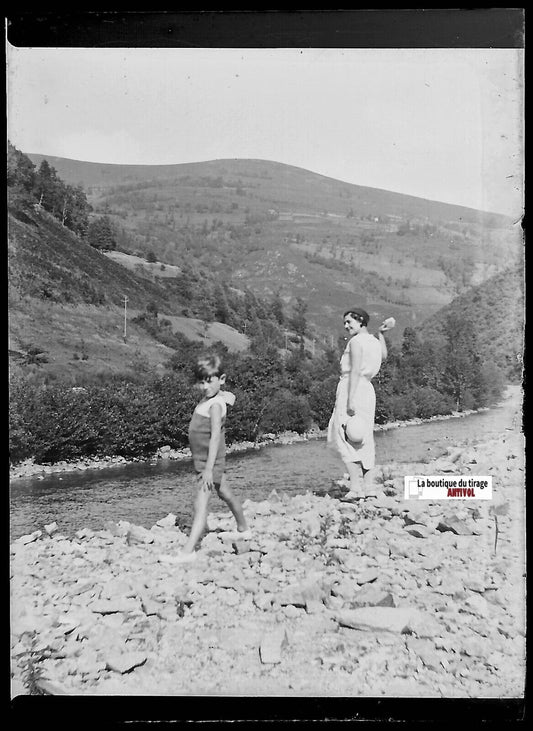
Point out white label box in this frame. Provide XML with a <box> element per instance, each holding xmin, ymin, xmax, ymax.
<box><xmin>404</xmin><ymin>476</ymin><xmax>492</xmax><ymax>500</ymax></box>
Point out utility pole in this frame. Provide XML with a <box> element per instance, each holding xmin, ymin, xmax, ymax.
<box><xmin>122</xmin><ymin>295</ymin><xmax>128</xmax><ymax>341</ymax></box>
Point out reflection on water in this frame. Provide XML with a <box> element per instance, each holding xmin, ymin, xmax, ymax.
<box><xmin>10</xmin><ymin>393</ymin><xmax>522</xmax><ymax>540</ymax></box>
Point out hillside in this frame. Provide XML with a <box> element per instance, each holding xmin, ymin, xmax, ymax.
<box><xmin>25</xmin><ymin>154</ymin><xmax>522</xmax><ymax>342</ymax></box>
<box><xmin>418</xmin><ymin>266</ymin><xmax>524</xmax><ymax>380</ymax></box>
<box><xmin>8</xmin><ymin>206</ymin><xmax>172</xmax><ymax>310</ymax></box>
<box><xmin>26</xmin><ymin>154</ymin><xmax>511</xmax><ymax>226</ymax></box>
<box><xmin>8</xmin><ymin>204</ymin><xmax>250</xmax><ymax>383</ymax></box>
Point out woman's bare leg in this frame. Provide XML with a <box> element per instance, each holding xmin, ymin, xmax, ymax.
<box><xmin>362</xmin><ymin>466</ymin><xmax>379</xmax><ymax>496</ymax></box>
<box><xmin>345</xmin><ymin>461</ymin><xmax>364</xmax><ymax>496</ymax></box>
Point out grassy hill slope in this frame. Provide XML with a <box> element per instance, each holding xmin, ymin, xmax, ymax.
<box><xmin>25</xmin><ymin>154</ymin><xmax>510</xmax><ymax>226</ymax></box>
<box><xmin>8</xmin><ymin>205</ymin><xmax>249</xmax><ymax>383</ymax></box>
<box><xmin>8</xmin><ymin>206</ymin><xmax>170</xmax><ymax>310</ymax></box>
<box><xmin>418</xmin><ymin>266</ymin><xmax>524</xmax><ymax>379</ymax></box>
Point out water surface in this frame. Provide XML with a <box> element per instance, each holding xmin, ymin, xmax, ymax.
<box><xmin>10</xmin><ymin>390</ymin><xmax>522</xmax><ymax>540</ymax></box>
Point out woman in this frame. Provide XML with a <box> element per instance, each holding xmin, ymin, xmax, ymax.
<box><xmin>327</xmin><ymin>308</ymin><xmax>393</xmax><ymax>498</ymax></box>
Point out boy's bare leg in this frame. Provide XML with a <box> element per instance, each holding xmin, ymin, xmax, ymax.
<box><xmin>216</xmin><ymin>475</ymin><xmax>248</xmax><ymax>532</ymax></box>
<box><xmin>182</xmin><ymin>482</ymin><xmax>210</xmax><ymax>554</ymax></box>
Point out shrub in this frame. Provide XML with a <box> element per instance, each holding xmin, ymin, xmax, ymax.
<box><xmin>308</xmin><ymin>374</ymin><xmax>337</xmax><ymax>429</ymax></box>
<box><xmin>413</xmin><ymin>386</ymin><xmax>454</xmax><ymax>419</ymax></box>
<box><xmin>259</xmin><ymin>389</ymin><xmax>313</xmax><ymax>434</ymax></box>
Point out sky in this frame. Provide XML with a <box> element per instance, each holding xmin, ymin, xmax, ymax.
<box><xmin>7</xmin><ymin>46</ymin><xmax>524</xmax><ymax>218</ymax></box>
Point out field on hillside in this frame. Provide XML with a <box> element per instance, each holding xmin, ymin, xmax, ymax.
<box><xmin>8</xmin><ymin>296</ymin><xmax>249</xmax><ymax>384</ymax></box>
<box><xmin>104</xmin><ymin>251</ymin><xmax>182</xmax><ymax>279</ymax></box>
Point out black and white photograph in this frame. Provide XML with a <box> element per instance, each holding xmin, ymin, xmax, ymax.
<box><xmin>7</xmin><ymin>9</ymin><xmax>525</xmax><ymax>723</ymax></box>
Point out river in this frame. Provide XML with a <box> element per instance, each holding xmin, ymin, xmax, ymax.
<box><xmin>9</xmin><ymin>387</ymin><xmax>522</xmax><ymax>540</ymax></box>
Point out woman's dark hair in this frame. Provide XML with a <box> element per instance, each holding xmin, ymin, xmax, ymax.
<box><xmin>193</xmin><ymin>353</ymin><xmax>224</xmax><ymax>382</ymax></box>
<box><xmin>344</xmin><ymin>308</ymin><xmax>369</xmax><ymax>326</ymax></box>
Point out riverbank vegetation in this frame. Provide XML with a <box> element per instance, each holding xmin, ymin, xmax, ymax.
<box><xmin>9</xmin><ymin>317</ymin><xmax>506</xmax><ymax>465</ymax></box>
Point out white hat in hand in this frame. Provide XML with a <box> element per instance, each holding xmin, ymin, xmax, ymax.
<box><xmin>344</xmin><ymin>414</ymin><xmax>366</xmax><ymax>445</ymax></box>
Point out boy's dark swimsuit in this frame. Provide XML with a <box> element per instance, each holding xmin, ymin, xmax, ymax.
<box><xmin>188</xmin><ymin>391</ymin><xmax>236</xmax><ymax>484</ymax></box>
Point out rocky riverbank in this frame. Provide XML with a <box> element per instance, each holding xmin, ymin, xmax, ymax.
<box><xmin>10</xmin><ymin>426</ymin><xmax>525</xmax><ymax>698</ymax></box>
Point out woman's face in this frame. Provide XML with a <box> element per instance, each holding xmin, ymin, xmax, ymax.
<box><xmin>343</xmin><ymin>314</ymin><xmax>363</xmax><ymax>337</ymax></box>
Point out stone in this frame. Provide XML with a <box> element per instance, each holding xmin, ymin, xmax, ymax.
<box><xmin>100</xmin><ymin>579</ymin><xmax>136</xmax><ymax>599</ymax></box>
<box><xmin>305</xmin><ymin>598</ymin><xmax>324</xmax><ymax>614</ymax></box>
<box><xmin>90</xmin><ymin>598</ymin><xmax>139</xmax><ymax>614</ymax></box>
<box><xmin>259</xmin><ymin>627</ymin><xmax>289</xmax><ymax>664</ymax></box>
<box><xmin>403</xmin><ymin>511</ymin><xmax>427</xmax><ymax>526</ymax></box>
<box><xmin>464</xmin><ymin>593</ymin><xmax>492</xmax><ymax>618</ymax></box>
<box><xmin>461</xmin><ymin>637</ymin><xmax>488</xmax><ymax>659</ymax></box>
<box><xmin>420</xmin><ymin>556</ymin><xmax>443</xmax><ymax>571</ymax></box>
<box><xmin>233</xmin><ymin>540</ymin><xmax>251</xmax><ymax>554</ymax></box>
<box><xmin>408</xmin><ymin>613</ymin><xmax>443</xmax><ymax>639</ymax></box>
<box><xmin>331</xmin><ymin>578</ymin><xmax>358</xmax><ymax>601</ymax></box>
<box><xmin>77</xmin><ymin>648</ymin><xmax>106</xmax><ymax>674</ymax></box>
<box><xmin>156</xmin><ymin>513</ymin><xmax>177</xmax><ymax>528</ymax></box>
<box><xmin>105</xmin><ymin>651</ymin><xmax>147</xmax><ymax>674</ymax></box>
<box><xmin>375</xmin><ymin>495</ymin><xmax>400</xmax><ymax>512</ymax></box>
<box><xmin>437</xmin><ymin>517</ymin><xmax>476</xmax><ymax>535</ymax></box>
<box><xmin>16</xmin><ymin>530</ymin><xmax>42</xmax><ymax>545</ymax></box>
<box><xmin>354</xmin><ymin>568</ymin><xmax>379</xmax><ymax>585</ymax></box>
<box><xmin>69</xmin><ymin>579</ymin><xmax>97</xmax><ymax>596</ymax></box>
<box><xmin>75</xmin><ymin>528</ymin><xmax>95</xmax><ymax>540</ymax></box>
<box><xmin>44</xmin><ymin>522</ymin><xmax>58</xmax><ymax>535</ymax></box>
<box><xmin>432</xmin><ymin>459</ymin><xmax>458</xmax><ymax>473</ymax></box>
<box><xmin>254</xmin><ymin>593</ymin><xmax>273</xmax><ymax>611</ymax></box>
<box><xmin>277</xmin><ymin>577</ymin><xmax>328</xmax><ymax>608</ymax></box>
<box><xmin>126</xmin><ymin>525</ymin><xmax>154</xmax><ymax>545</ymax></box>
<box><xmin>405</xmin><ymin>525</ymin><xmax>432</xmax><ymax>539</ymax></box>
<box><xmin>350</xmin><ymin>585</ymin><xmax>395</xmax><ymax>608</ymax></box>
<box><xmin>336</xmin><ymin>607</ymin><xmax>420</xmax><ymax>633</ymax></box>
<box><xmin>140</xmin><ymin>596</ymin><xmax>161</xmax><ymax>616</ymax></box>
<box><xmin>103</xmin><ymin>520</ymin><xmax>127</xmax><ymax>537</ymax></box>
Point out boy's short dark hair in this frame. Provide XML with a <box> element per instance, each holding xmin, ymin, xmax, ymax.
<box><xmin>193</xmin><ymin>353</ymin><xmax>224</xmax><ymax>382</ymax></box>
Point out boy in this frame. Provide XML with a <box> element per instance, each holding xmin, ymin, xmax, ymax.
<box><xmin>160</xmin><ymin>354</ymin><xmax>250</xmax><ymax>564</ymax></box>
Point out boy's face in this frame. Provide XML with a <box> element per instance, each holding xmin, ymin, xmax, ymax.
<box><xmin>197</xmin><ymin>373</ymin><xmax>226</xmax><ymax>398</ymax></box>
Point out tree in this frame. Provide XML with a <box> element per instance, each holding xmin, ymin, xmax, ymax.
<box><xmin>290</xmin><ymin>297</ymin><xmax>308</xmax><ymax>343</ymax></box>
<box><xmin>213</xmin><ymin>283</ymin><xmax>231</xmax><ymax>325</ymax></box>
<box><xmin>34</xmin><ymin>160</ymin><xmax>63</xmax><ymax>217</ymax></box>
<box><xmin>442</xmin><ymin>313</ymin><xmax>482</xmax><ymax>410</ymax></box>
<box><xmin>64</xmin><ymin>184</ymin><xmax>92</xmax><ymax>237</ymax></box>
<box><xmin>7</xmin><ymin>142</ymin><xmax>35</xmax><ymax>193</ymax></box>
<box><xmin>87</xmin><ymin>216</ymin><xmax>117</xmax><ymax>251</ymax></box>
<box><xmin>271</xmin><ymin>290</ymin><xmax>285</xmax><ymax>326</ymax></box>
